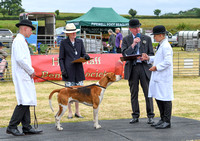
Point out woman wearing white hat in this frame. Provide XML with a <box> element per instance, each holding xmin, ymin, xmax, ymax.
<box><xmin>59</xmin><ymin>23</ymin><xmax>90</xmax><ymax>119</ymax></box>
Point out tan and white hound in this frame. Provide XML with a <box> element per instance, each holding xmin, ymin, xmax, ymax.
<box><xmin>49</xmin><ymin>72</ymin><xmax>122</xmax><ymax>130</ymax></box>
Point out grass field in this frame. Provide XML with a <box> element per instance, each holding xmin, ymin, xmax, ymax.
<box><xmin>0</xmin><ymin>77</ymin><xmax>200</xmax><ymax>128</ymax></box>
<box><xmin>1</xmin><ymin>17</ymin><xmax>200</xmax><ymax>128</ymax></box>
<box><xmin>1</xmin><ymin>18</ymin><xmax>200</xmax><ymax>34</ymax></box>
<box><xmin>140</xmin><ymin>18</ymin><xmax>200</xmax><ymax>33</ymax></box>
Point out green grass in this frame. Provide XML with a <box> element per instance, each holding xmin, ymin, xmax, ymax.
<box><xmin>57</xmin><ymin>12</ymin><xmax>84</xmax><ymax>17</ymax></box>
<box><xmin>140</xmin><ymin>18</ymin><xmax>200</xmax><ymax>34</ymax></box>
<box><xmin>1</xmin><ymin>16</ymin><xmax>200</xmax><ymax>127</ymax></box>
<box><xmin>0</xmin><ymin>20</ymin><xmax>19</xmax><ymax>33</ymax></box>
<box><xmin>1</xmin><ymin>18</ymin><xmax>200</xmax><ymax>34</ymax></box>
<box><xmin>0</xmin><ymin>77</ymin><xmax>200</xmax><ymax>128</ymax></box>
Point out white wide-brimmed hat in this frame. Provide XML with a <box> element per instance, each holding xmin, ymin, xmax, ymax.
<box><xmin>63</xmin><ymin>23</ymin><xmax>80</xmax><ymax>33</ymax></box>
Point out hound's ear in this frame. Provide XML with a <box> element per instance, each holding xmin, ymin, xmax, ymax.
<box><xmin>106</xmin><ymin>73</ymin><xmax>112</xmax><ymax>79</ymax></box>
<box><xmin>107</xmin><ymin>72</ymin><xmax>115</xmax><ymax>79</ymax></box>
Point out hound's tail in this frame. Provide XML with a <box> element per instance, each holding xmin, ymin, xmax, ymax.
<box><xmin>49</xmin><ymin>89</ymin><xmax>61</xmax><ymax>112</ymax></box>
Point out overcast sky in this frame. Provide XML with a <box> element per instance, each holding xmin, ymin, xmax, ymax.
<box><xmin>22</xmin><ymin>0</ymin><xmax>200</xmax><ymax>15</ymax></box>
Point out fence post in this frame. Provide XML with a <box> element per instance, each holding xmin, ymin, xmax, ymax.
<box><xmin>178</xmin><ymin>52</ymin><xmax>179</xmax><ymax>76</ymax></box>
<box><xmin>100</xmin><ymin>32</ymin><xmax>103</xmax><ymax>53</ymax></box>
<box><xmin>95</xmin><ymin>35</ymin><xmax>97</xmax><ymax>52</ymax></box>
<box><xmin>199</xmin><ymin>54</ymin><xmax>200</xmax><ymax>76</ymax></box>
<box><xmin>84</xmin><ymin>31</ymin><xmax>86</xmax><ymax>51</ymax></box>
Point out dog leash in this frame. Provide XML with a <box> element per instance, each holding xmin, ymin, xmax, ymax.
<box><xmin>34</xmin><ymin>75</ymin><xmax>73</xmax><ymax>89</ymax></box>
<box><xmin>33</xmin><ymin>106</ymin><xmax>38</xmax><ymax>129</ymax></box>
<box><xmin>32</xmin><ymin>75</ymin><xmax>71</xmax><ymax>130</ymax></box>
<box><xmin>33</xmin><ymin>75</ymin><xmax>106</xmax><ymax>129</ymax></box>
<box><xmin>34</xmin><ymin>75</ymin><xmax>106</xmax><ymax>89</ymax></box>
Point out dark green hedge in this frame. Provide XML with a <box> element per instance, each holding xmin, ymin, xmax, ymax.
<box><xmin>0</xmin><ymin>14</ymin><xmax>199</xmax><ymax>20</ymax></box>
<box><xmin>55</xmin><ymin>16</ymin><xmax>80</xmax><ymax>20</ymax></box>
<box><xmin>122</xmin><ymin>15</ymin><xmax>199</xmax><ymax>19</ymax></box>
<box><xmin>0</xmin><ymin>16</ymin><xmax>19</xmax><ymax>20</ymax></box>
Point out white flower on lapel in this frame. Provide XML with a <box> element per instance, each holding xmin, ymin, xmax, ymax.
<box><xmin>143</xmin><ymin>40</ymin><xmax>146</xmax><ymax>44</ymax></box>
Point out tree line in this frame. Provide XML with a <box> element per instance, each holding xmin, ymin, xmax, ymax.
<box><xmin>0</xmin><ymin>0</ymin><xmax>200</xmax><ymax>19</ymax></box>
<box><xmin>128</xmin><ymin>8</ymin><xmax>200</xmax><ymax>18</ymax></box>
<box><xmin>0</xmin><ymin>0</ymin><xmax>24</xmax><ymax>17</ymax></box>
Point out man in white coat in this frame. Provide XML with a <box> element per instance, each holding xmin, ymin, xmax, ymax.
<box><xmin>6</xmin><ymin>19</ymin><xmax>42</xmax><ymax>136</ymax></box>
<box><xmin>141</xmin><ymin>25</ymin><xmax>173</xmax><ymax>129</ymax></box>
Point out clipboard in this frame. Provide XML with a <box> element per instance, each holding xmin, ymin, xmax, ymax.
<box><xmin>120</xmin><ymin>54</ymin><xmax>142</xmax><ymax>61</ymax></box>
<box><xmin>72</xmin><ymin>57</ymin><xmax>94</xmax><ymax>63</ymax></box>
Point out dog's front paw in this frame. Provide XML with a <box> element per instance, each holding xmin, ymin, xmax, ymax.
<box><xmin>94</xmin><ymin>124</ymin><xmax>101</xmax><ymax>129</ymax></box>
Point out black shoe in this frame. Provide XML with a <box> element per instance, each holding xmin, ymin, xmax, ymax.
<box><xmin>155</xmin><ymin>122</ymin><xmax>171</xmax><ymax>129</ymax></box>
<box><xmin>23</xmin><ymin>128</ymin><xmax>43</xmax><ymax>134</ymax></box>
<box><xmin>6</xmin><ymin>127</ymin><xmax>25</xmax><ymax>136</ymax></box>
<box><xmin>147</xmin><ymin>118</ymin><xmax>154</xmax><ymax>124</ymax></box>
<box><xmin>75</xmin><ymin>113</ymin><xmax>84</xmax><ymax>118</ymax></box>
<box><xmin>151</xmin><ymin>120</ymin><xmax>164</xmax><ymax>127</ymax></box>
<box><xmin>129</xmin><ymin>118</ymin><xmax>139</xmax><ymax>124</ymax></box>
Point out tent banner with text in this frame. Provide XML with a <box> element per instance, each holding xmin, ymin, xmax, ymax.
<box><xmin>32</xmin><ymin>54</ymin><xmax>125</xmax><ymax>82</ymax></box>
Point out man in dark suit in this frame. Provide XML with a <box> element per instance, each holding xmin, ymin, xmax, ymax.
<box><xmin>121</xmin><ymin>19</ymin><xmax>155</xmax><ymax>124</ymax></box>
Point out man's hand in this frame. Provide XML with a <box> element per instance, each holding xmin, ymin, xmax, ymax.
<box><xmin>140</xmin><ymin>53</ymin><xmax>149</xmax><ymax>61</ymax></box>
<box><xmin>134</xmin><ymin>37</ymin><xmax>141</xmax><ymax>44</ymax></box>
<box><xmin>132</xmin><ymin>37</ymin><xmax>141</xmax><ymax>48</ymax></box>
<box><xmin>149</xmin><ymin>66</ymin><xmax>157</xmax><ymax>71</ymax></box>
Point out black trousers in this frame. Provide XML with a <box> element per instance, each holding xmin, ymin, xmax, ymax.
<box><xmin>156</xmin><ymin>99</ymin><xmax>172</xmax><ymax>123</ymax></box>
<box><xmin>116</xmin><ymin>47</ymin><xmax>121</xmax><ymax>53</ymax></box>
<box><xmin>128</xmin><ymin>64</ymin><xmax>154</xmax><ymax>118</ymax></box>
<box><xmin>8</xmin><ymin>105</ymin><xmax>32</xmax><ymax>130</ymax></box>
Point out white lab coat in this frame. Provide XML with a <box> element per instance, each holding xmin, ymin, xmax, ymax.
<box><xmin>11</xmin><ymin>33</ymin><xmax>37</xmax><ymax>106</ymax></box>
<box><xmin>148</xmin><ymin>38</ymin><xmax>174</xmax><ymax>101</ymax></box>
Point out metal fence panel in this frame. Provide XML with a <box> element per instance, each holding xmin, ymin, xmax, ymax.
<box><xmin>173</xmin><ymin>52</ymin><xmax>200</xmax><ymax>76</ymax></box>
<box><xmin>1</xmin><ymin>42</ymin><xmax>200</xmax><ymax>81</ymax></box>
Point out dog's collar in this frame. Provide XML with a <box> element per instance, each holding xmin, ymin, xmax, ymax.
<box><xmin>76</xmin><ymin>84</ymin><xmax>106</xmax><ymax>89</ymax></box>
<box><xmin>94</xmin><ymin>83</ymin><xmax>106</xmax><ymax>89</ymax></box>
<box><xmin>96</xmin><ymin>84</ymin><xmax>106</xmax><ymax>89</ymax></box>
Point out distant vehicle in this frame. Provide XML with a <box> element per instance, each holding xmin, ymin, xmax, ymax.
<box><xmin>178</xmin><ymin>30</ymin><xmax>200</xmax><ymax>50</ymax></box>
<box><xmin>121</xmin><ymin>27</ymin><xmax>130</xmax><ymax>37</ymax></box>
<box><xmin>0</xmin><ymin>29</ymin><xmax>13</xmax><ymax>48</ymax></box>
<box><xmin>145</xmin><ymin>30</ymin><xmax>155</xmax><ymax>43</ymax></box>
<box><xmin>168</xmin><ymin>32</ymin><xmax>178</xmax><ymax>47</ymax></box>
<box><xmin>145</xmin><ymin>30</ymin><xmax>178</xmax><ymax>47</ymax></box>
<box><xmin>55</xmin><ymin>27</ymin><xmax>65</xmax><ymax>45</ymax></box>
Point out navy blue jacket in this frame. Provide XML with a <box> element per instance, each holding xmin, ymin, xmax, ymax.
<box><xmin>59</xmin><ymin>37</ymin><xmax>86</xmax><ymax>82</ymax></box>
